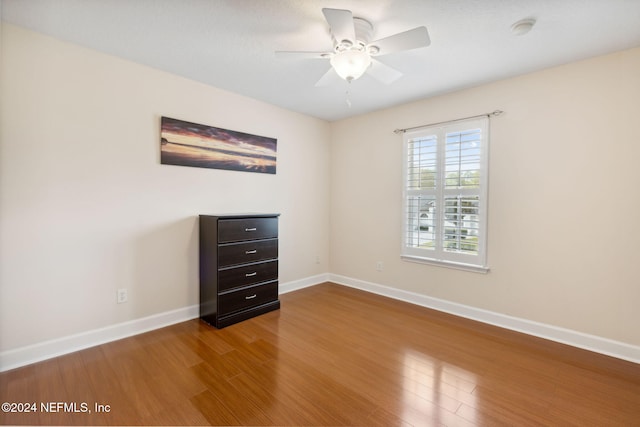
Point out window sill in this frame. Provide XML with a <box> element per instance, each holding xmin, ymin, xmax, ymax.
<box><xmin>401</xmin><ymin>255</ymin><xmax>490</xmax><ymax>274</ymax></box>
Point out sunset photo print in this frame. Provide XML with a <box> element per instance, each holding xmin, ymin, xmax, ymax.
<box><xmin>160</xmin><ymin>117</ymin><xmax>277</xmax><ymax>174</ymax></box>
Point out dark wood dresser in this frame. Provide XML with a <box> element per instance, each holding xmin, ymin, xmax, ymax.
<box><xmin>199</xmin><ymin>214</ymin><xmax>280</xmax><ymax>328</ymax></box>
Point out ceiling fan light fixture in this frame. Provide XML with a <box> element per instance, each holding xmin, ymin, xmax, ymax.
<box><xmin>330</xmin><ymin>49</ymin><xmax>371</xmax><ymax>81</ymax></box>
<box><xmin>367</xmin><ymin>45</ymin><xmax>380</xmax><ymax>55</ymax></box>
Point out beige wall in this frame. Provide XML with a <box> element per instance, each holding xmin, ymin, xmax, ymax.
<box><xmin>330</xmin><ymin>47</ymin><xmax>640</xmax><ymax>345</ymax></box>
<box><xmin>0</xmin><ymin>24</ymin><xmax>331</xmax><ymax>351</ymax></box>
<box><xmin>2</xmin><ymin>22</ymin><xmax>639</xmax><ymax>356</ymax></box>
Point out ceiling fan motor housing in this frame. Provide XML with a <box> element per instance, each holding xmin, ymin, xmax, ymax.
<box><xmin>334</xmin><ymin>17</ymin><xmax>375</xmax><ymax>53</ymax></box>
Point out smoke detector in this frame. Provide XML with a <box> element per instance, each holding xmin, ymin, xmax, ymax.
<box><xmin>511</xmin><ymin>18</ymin><xmax>536</xmax><ymax>36</ymax></box>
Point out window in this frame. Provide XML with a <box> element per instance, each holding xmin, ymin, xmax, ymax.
<box><xmin>402</xmin><ymin>117</ymin><xmax>489</xmax><ymax>272</ymax></box>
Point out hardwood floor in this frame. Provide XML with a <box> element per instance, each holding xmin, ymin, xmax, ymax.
<box><xmin>1</xmin><ymin>282</ymin><xmax>639</xmax><ymax>426</ymax></box>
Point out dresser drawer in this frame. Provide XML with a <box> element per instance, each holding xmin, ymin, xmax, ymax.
<box><xmin>218</xmin><ymin>281</ymin><xmax>278</xmax><ymax>316</ymax></box>
<box><xmin>218</xmin><ymin>260</ymin><xmax>278</xmax><ymax>292</ymax></box>
<box><xmin>218</xmin><ymin>239</ymin><xmax>278</xmax><ymax>268</ymax></box>
<box><xmin>218</xmin><ymin>217</ymin><xmax>278</xmax><ymax>243</ymax></box>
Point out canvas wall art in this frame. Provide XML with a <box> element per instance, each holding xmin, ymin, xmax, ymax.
<box><xmin>160</xmin><ymin>116</ymin><xmax>277</xmax><ymax>174</ymax></box>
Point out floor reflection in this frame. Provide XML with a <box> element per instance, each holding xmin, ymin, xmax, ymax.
<box><xmin>402</xmin><ymin>350</ymin><xmax>478</xmax><ymax>425</ymax></box>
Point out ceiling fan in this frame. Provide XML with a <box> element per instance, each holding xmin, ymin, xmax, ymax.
<box><xmin>276</xmin><ymin>8</ymin><xmax>430</xmax><ymax>86</ymax></box>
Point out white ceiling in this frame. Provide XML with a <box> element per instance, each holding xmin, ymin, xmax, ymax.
<box><xmin>3</xmin><ymin>0</ymin><xmax>640</xmax><ymax>122</ymax></box>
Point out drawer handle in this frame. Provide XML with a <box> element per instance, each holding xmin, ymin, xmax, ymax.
<box><xmin>245</xmin><ymin>250</ymin><xmax>257</xmax><ymax>254</ymax></box>
<box><xmin>245</xmin><ymin>272</ymin><xmax>257</xmax><ymax>277</ymax></box>
<box><xmin>245</xmin><ymin>294</ymin><xmax>257</xmax><ymax>300</ymax></box>
<box><xmin>245</xmin><ymin>227</ymin><xmax>257</xmax><ymax>232</ymax></box>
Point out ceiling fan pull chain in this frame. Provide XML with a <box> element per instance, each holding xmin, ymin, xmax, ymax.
<box><xmin>345</xmin><ymin>81</ymin><xmax>352</xmax><ymax>108</ymax></box>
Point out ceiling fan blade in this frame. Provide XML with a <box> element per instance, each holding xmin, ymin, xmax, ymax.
<box><xmin>367</xmin><ymin>59</ymin><xmax>403</xmax><ymax>84</ymax></box>
<box><xmin>369</xmin><ymin>26</ymin><xmax>430</xmax><ymax>56</ymax></box>
<box><xmin>275</xmin><ymin>51</ymin><xmax>332</xmax><ymax>60</ymax></box>
<box><xmin>322</xmin><ymin>8</ymin><xmax>356</xmax><ymax>44</ymax></box>
<box><xmin>314</xmin><ymin>67</ymin><xmax>340</xmax><ymax>87</ymax></box>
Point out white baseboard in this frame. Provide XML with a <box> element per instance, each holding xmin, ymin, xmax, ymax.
<box><xmin>279</xmin><ymin>273</ymin><xmax>330</xmax><ymax>294</ymax></box>
<box><xmin>329</xmin><ymin>274</ymin><xmax>640</xmax><ymax>364</ymax></box>
<box><xmin>0</xmin><ymin>305</ymin><xmax>199</xmax><ymax>372</ymax></box>
<box><xmin>3</xmin><ymin>273</ymin><xmax>637</xmax><ymax>372</ymax></box>
<box><xmin>0</xmin><ymin>275</ymin><xmax>330</xmax><ymax>372</ymax></box>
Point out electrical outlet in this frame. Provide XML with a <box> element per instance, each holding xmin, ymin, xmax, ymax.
<box><xmin>117</xmin><ymin>288</ymin><xmax>128</xmax><ymax>304</ymax></box>
<box><xmin>376</xmin><ymin>261</ymin><xmax>384</xmax><ymax>271</ymax></box>
<box><xmin>315</xmin><ymin>256</ymin><xmax>320</xmax><ymax>264</ymax></box>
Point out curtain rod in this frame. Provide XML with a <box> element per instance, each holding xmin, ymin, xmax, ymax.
<box><xmin>393</xmin><ymin>110</ymin><xmax>504</xmax><ymax>134</ymax></box>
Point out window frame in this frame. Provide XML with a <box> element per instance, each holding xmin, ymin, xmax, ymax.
<box><xmin>401</xmin><ymin>117</ymin><xmax>490</xmax><ymax>273</ymax></box>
